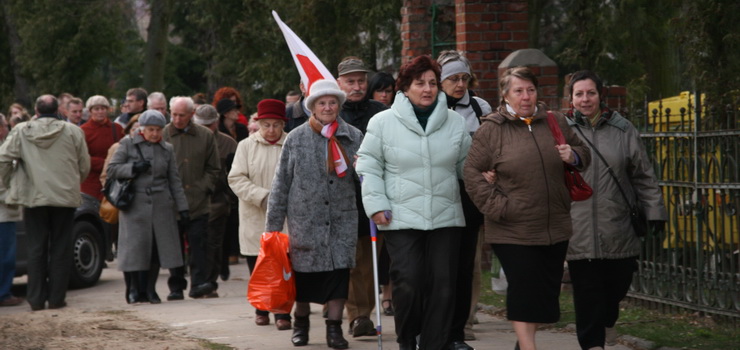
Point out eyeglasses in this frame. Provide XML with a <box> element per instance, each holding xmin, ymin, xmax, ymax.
<box><xmin>447</xmin><ymin>74</ymin><xmax>472</xmax><ymax>85</ymax></box>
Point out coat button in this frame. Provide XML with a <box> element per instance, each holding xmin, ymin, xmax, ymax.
<box><xmin>324</xmin><ymin>201</ymin><xmax>329</xmax><ymax>205</ymax></box>
<box><xmin>325</xmin><ymin>222</ymin><xmax>329</xmax><ymax>226</ymax></box>
<box><xmin>329</xmin><ymin>180</ymin><xmax>333</xmax><ymax>184</ymax></box>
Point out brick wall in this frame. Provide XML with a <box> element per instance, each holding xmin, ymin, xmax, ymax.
<box><xmin>400</xmin><ymin>0</ymin><xmax>433</xmax><ymax>64</ymax></box>
<box><xmin>455</xmin><ymin>0</ymin><xmax>529</xmax><ymax>106</ymax></box>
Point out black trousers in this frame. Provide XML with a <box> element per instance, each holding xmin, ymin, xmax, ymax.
<box><xmin>449</xmin><ymin>183</ymin><xmax>484</xmax><ymax>342</ymax></box>
<box><xmin>206</xmin><ymin>214</ymin><xmax>228</xmax><ymax>289</ymax></box>
<box><xmin>568</xmin><ymin>257</ymin><xmax>637</xmax><ymax>350</ymax></box>
<box><xmin>385</xmin><ymin>227</ymin><xmax>461</xmax><ymax>350</ymax></box>
<box><xmin>169</xmin><ymin>214</ymin><xmax>209</xmax><ymax>292</ymax></box>
<box><xmin>23</xmin><ymin>206</ymin><xmax>75</xmax><ymax>308</ymax></box>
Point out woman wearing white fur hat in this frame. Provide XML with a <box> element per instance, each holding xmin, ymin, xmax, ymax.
<box><xmin>265</xmin><ymin>79</ymin><xmax>364</xmax><ymax>349</ymax></box>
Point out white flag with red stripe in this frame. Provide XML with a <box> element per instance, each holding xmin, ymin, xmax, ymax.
<box><xmin>272</xmin><ymin>11</ymin><xmax>335</xmax><ymax>91</ymax></box>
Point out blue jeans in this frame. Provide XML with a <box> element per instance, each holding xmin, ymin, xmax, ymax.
<box><xmin>0</xmin><ymin>222</ymin><xmax>17</xmax><ymax>301</ymax></box>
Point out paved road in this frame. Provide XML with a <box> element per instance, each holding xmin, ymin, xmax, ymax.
<box><xmin>3</xmin><ymin>261</ymin><xmax>634</xmax><ymax>350</ymax></box>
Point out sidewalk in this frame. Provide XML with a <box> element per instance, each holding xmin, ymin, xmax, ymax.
<box><xmin>5</xmin><ymin>261</ymin><xmax>634</xmax><ymax>350</ymax></box>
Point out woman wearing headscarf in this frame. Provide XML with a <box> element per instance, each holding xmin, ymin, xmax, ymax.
<box><xmin>265</xmin><ymin>79</ymin><xmax>363</xmax><ymax>349</ymax></box>
<box><xmin>228</xmin><ymin>99</ymin><xmax>292</xmax><ymax>331</ymax></box>
<box><xmin>565</xmin><ymin>70</ymin><xmax>667</xmax><ymax>350</ymax></box>
<box><xmin>463</xmin><ymin>66</ymin><xmax>591</xmax><ymax>350</ymax></box>
<box><xmin>356</xmin><ymin>55</ymin><xmax>472</xmax><ymax>350</ymax></box>
<box><xmin>437</xmin><ymin>50</ymin><xmax>492</xmax><ymax>348</ymax></box>
<box><xmin>107</xmin><ymin>110</ymin><xmax>188</xmax><ymax>304</ymax></box>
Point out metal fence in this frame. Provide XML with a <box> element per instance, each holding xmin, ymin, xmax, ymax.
<box><xmin>626</xmin><ymin>94</ymin><xmax>740</xmax><ymax>320</ymax></box>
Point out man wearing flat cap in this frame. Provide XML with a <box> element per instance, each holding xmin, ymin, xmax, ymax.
<box><xmin>192</xmin><ymin>104</ymin><xmax>237</xmax><ymax>295</ymax></box>
<box><xmin>336</xmin><ymin>56</ymin><xmax>388</xmax><ymax>337</ymax></box>
<box><xmin>163</xmin><ymin>96</ymin><xmax>221</xmax><ymax>300</ymax></box>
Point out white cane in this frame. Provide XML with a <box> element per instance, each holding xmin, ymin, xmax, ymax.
<box><xmin>369</xmin><ymin>211</ymin><xmax>388</xmax><ymax>350</ymax></box>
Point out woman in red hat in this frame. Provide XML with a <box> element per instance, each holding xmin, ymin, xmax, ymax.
<box><xmin>227</xmin><ymin>99</ymin><xmax>291</xmax><ymax>330</ymax></box>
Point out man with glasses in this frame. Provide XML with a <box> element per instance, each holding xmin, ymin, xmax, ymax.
<box><xmin>114</xmin><ymin>88</ymin><xmax>148</xmax><ymax>128</ymax></box>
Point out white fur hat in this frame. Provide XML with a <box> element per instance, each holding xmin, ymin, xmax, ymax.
<box><xmin>304</xmin><ymin>80</ymin><xmax>347</xmax><ymax>111</ymax></box>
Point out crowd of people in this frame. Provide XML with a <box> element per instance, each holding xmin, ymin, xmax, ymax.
<box><xmin>0</xmin><ymin>53</ymin><xmax>667</xmax><ymax>350</ymax></box>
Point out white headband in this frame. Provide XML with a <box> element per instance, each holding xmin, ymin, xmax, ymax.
<box><xmin>441</xmin><ymin>60</ymin><xmax>471</xmax><ymax>81</ymax></box>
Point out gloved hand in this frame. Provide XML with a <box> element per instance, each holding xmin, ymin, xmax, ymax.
<box><xmin>132</xmin><ymin>160</ymin><xmax>151</xmax><ymax>174</ymax></box>
<box><xmin>178</xmin><ymin>210</ymin><xmax>190</xmax><ymax>232</ymax></box>
<box><xmin>648</xmin><ymin>220</ymin><xmax>666</xmax><ymax>235</ymax></box>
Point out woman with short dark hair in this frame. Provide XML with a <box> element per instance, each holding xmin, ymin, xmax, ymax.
<box><xmin>357</xmin><ymin>55</ymin><xmax>472</xmax><ymax>350</ymax></box>
<box><xmin>566</xmin><ymin>70</ymin><xmax>667</xmax><ymax>350</ymax></box>
<box><xmin>367</xmin><ymin>72</ymin><xmax>396</xmax><ymax>107</ymax></box>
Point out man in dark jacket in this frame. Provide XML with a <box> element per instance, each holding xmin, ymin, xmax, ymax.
<box><xmin>115</xmin><ymin>87</ymin><xmax>147</xmax><ymax>128</ymax></box>
<box><xmin>336</xmin><ymin>56</ymin><xmax>388</xmax><ymax>337</ymax></box>
<box><xmin>284</xmin><ymin>82</ymin><xmax>310</xmax><ymax>132</ymax></box>
<box><xmin>163</xmin><ymin>96</ymin><xmax>221</xmax><ymax>300</ymax></box>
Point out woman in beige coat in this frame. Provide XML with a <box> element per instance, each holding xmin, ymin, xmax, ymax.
<box><xmin>227</xmin><ymin>99</ymin><xmax>291</xmax><ymax>330</ymax></box>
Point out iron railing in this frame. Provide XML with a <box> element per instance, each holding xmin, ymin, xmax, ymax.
<box><xmin>626</xmin><ymin>94</ymin><xmax>740</xmax><ymax>320</ymax></box>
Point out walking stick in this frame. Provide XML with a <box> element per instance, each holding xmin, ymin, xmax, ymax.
<box><xmin>369</xmin><ymin>211</ymin><xmax>389</xmax><ymax>350</ymax></box>
<box><xmin>361</xmin><ymin>176</ymin><xmax>385</xmax><ymax>349</ymax></box>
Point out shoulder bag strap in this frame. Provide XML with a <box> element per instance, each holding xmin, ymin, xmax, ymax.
<box><xmin>132</xmin><ymin>143</ymin><xmax>146</xmax><ymax>179</ymax></box>
<box><xmin>545</xmin><ymin>111</ymin><xmax>566</xmax><ymax>145</ymax></box>
<box><xmin>573</xmin><ymin>124</ymin><xmax>634</xmax><ymax>208</ymax></box>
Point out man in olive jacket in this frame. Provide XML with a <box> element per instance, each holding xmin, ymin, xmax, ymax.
<box><xmin>0</xmin><ymin>95</ymin><xmax>90</xmax><ymax>311</ymax></box>
<box><xmin>164</xmin><ymin>96</ymin><xmax>221</xmax><ymax>300</ymax></box>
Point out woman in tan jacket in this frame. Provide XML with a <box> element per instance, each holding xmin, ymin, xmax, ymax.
<box><xmin>464</xmin><ymin>67</ymin><xmax>590</xmax><ymax>350</ymax></box>
<box><xmin>227</xmin><ymin>99</ymin><xmax>291</xmax><ymax>330</ymax></box>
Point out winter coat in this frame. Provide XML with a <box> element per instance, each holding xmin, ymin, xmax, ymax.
<box><xmin>228</xmin><ymin>131</ymin><xmax>288</xmax><ymax>256</ymax></box>
<box><xmin>163</xmin><ymin>121</ymin><xmax>221</xmax><ymax>219</ymax></box>
<box><xmin>265</xmin><ymin>118</ymin><xmax>363</xmax><ymax>273</ymax></box>
<box><xmin>356</xmin><ymin>91</ymin><xmax>472</xmax><ymax>231</ymax></box>
<box><xmin>0</xmin><ymin>139</ymin><xmax>21</xmax><ymax>223</ymax></box>
<box><xmin>107</xmin><ymin>133</ymin><xmax>188</xmax><ymax>271</ymax></box>
<box><xmin>340</xmin><ymin>98</ymin><xmax>387</xmax><ymax>236</ymax></box>
<box><xmin>566</xmin><ymin>111</ymin><xmax>668</xmax><ymax>260</ymax></box>
<box><xmin>284</xmin><ymin>96</ymin><xmax>310</xmax><ymax>132</ymax></box>
<box><xmin>340</xmin><ymin>98</ymin><xmax>387</xmax><ymax>134</ymax></box>
<box><xmin>81</xmin><ymin>118</ymin><xmax>124</xmax><ymax>200</ymax></box>
<box><xmin>219</xmin><ymin>120</ymin><xmax>249</xmax><ymax>142</ymax></box>
<box><xmin>463</xmin><ymin>103</ymin><xmax>591</xmax><ymax>246</ymax></box>
<box><xmin>0</xmin><ymin>117</ymin><xmax>90</xmax><ymax>208</ymax></box>
<box><xmin>448</xmin><ymin>90</ymin><xmax>492</xmax><ymax>134</ymax></box>
<box><xmin>210</xmin><ymin>131</ymin><xmax>237</xmax><ymax>221</ymax></box>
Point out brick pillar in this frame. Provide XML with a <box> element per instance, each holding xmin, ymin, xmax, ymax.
<box><xmin>401</xmin><ymin>0</ymin><xmax>433</xmax><ymax>64</ymax></box>
<box><xmin>498</xmin><ymin>49</ymin><xmax>559</xmax><ymax>109</ymax></box>
<box><xmin>455</xmin><ymin>0</ymin><xmax>529</xmax><ymax>107</ymax></box>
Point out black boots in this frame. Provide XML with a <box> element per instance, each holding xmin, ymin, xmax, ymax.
<box><xmin>325</xmin><ymin>320</ymin><xmax>348</xmax><ymax>349</ymax></box>
<box><xmin>291</xmin><ymin>316</ymin><xmax>309</xmax><ymax>346</ymax></box>
<box><xmin>146</xmin><ymin>267</ymin><xmax>161</xmax><ymax>304</ymax></box>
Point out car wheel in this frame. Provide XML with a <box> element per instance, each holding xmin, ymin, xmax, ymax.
<box><xmin>68</xmin><ymin>220</ymin><xmax>104</xmax><ymax>289</ymax></box>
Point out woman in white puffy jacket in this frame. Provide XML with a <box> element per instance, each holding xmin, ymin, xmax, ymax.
<box><xmin>356</xmin><ymin>55</ymin><xmax>471</xmax><ymax>350</ymax></box>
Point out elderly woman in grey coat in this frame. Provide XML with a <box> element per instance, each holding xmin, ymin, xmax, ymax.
<box><xmin>265</xmin><ymin>79</ymin><xmax>363</xmax><ymax>349</ymax></box>
<box><xmin>107</xmin><ymin>110</ymin><xmax>188</xmax><ymax>304</ymax></box>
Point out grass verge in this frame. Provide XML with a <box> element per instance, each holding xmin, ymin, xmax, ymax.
<box><xmin>479</xmin><ymin>270</ymin><xmax>739</xmax><ymax>349</ymax></box>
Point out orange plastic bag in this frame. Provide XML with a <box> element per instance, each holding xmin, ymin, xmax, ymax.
<box><xmin>247</xmin><ymin>231</ymin><xmax>295</xmax><ymax>314</ymax></box>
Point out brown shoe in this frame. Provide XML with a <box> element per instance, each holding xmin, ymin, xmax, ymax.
<box><xmin>255</xmin><ymin>314</ymin><xmax>270</xmax><ymax>326</ymax></box>
<box><xmin>0</xmin><ymin>296</ymin><xmax>23</xmax><ymax>307</ymax></box>
<box><xmin>276</xmin><ymin>319</ymin><xmax>292</xmax><ymax>330</ymax></box>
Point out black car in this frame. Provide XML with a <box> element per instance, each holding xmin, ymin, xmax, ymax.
<box><xmin>15</xmin><ymin>193</ymin><xmax>113</xmax><ymax>288</ymax></box>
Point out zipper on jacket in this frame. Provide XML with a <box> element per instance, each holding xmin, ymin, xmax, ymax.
<box><xmin>588</xmin><ymin>125</ymin><xmax>601</xmax><ymax>257</ymax></box>
<box><xmin>529</xmin><ymin>128</ymin><xmax>553</xmax><ymax>244</ymax></box>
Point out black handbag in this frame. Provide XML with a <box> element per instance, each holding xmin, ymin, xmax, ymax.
<box><xmin>103</xmin><ymin>144</ymin><xmax>144</xmax><ymax>211</ymax></box>
<box><xmin>574</xmin><ymin>125</ymin><xmax>649</xmax><ymax>237</ymax></box>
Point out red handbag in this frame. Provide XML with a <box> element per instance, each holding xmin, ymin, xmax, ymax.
<box><xmin>247</xmin><ymin>231</ymin><xmax>295</xmax><ymax>314</ymax></box>
<box><xmin>545</xmin><ymin>112</ymin><xmax>593</xmax><ymax>201</ymax></box>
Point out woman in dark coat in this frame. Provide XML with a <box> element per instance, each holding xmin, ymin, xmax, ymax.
<box><xmin>265</xmin><ymin>79</ymin><xmax>363</xmax><ymax>349</ymax></box>
<box><xmin>107</xmin><ymin>110</ymin><xmax>189</xmax><ymax>304</ymax></box>
<box><xmin>566</xmin><ymin>70</ymin><xmax>667</xmax><ymax>350</ymax></box>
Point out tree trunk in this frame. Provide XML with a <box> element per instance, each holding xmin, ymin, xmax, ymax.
<box><xmin>143</xmin><ymin>0</ymin><xmax>172</xmax><ymax>93</ymax></box>
<box><xmin>2</xmin><ymin>1</ymin><xmax>32</xmax><ymax>108</ymax></box>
